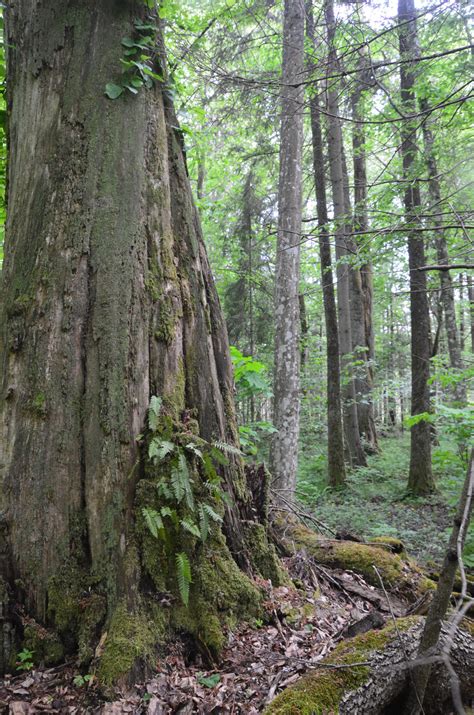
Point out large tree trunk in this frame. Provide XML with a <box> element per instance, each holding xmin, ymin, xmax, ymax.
<box><xmin>270</xmin><ymin>0</ymin><xmax>305</xmax><ymax>494</ymax></box>
<box><xmin>0</xmin><ymin>0</ymin><xmax>277</xmax><ymax>682</ymax></box>
<box><xmin>325</xmin><ymin>0</ymin><xmax>366</xmax><ymax>469</ymax></box>
<box><xmin>306</xmin><ymin>1</ymin><xmax>346</xmax><ymax>488</ymax></box>
<box><xmin>398</xmin><ymin>0</ymin><xmax>434</xmax><ymax>494</ymax></box>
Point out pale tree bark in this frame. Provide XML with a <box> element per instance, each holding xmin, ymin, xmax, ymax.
<box><xmin>420</xmin><ymin>114</ymin><xmax>466</xmax><ymax>403</ymax></box>
<box><xmin>468</xmin><ymin>274</ymin><xmax>474</xmax><ymax>353</ymax></box>
<box><xmin>351</xmin><ymin>57</ymin><xmax>378</xmax><ymax>453</ymax></box>
<box><xmin>306</xmin><ymin>0</ymin><xmax>346</xmax><ymax>488</ymax></box>
<box><xmin>0</xmin><ymin>0</ymin><xmax>276</xmax><ymax>681</ymax></box>
<box><xmin>459</xmin><ymin>273</ymin><xmax>466</xmax><ymax>352</ymax></box>
<box><xmin>270</xmin><ymin>0</ymin><xmax>305</xmax><ymax>494</ymax></box>
<box><xmin>325</xmin><ymin>0</ymin><xmax>366</xmax><ymax>468</ymax></box>
<box><xmin>398</xmin><ymin>0</ymin><xmax>434</xmax><ymax>494</ymax></box>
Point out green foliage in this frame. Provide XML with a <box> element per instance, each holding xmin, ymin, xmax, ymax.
<box><xmin>175</xmin><ymin>552</ymin><xmax>192</xmax><ymax>607</ymax></box>
<box><xmin>105</xmin><ymin>18</ymin><xmax>165</xmax><ymax>100</ymax></box>
<box><xmin>142</xmin><ymin>395</ymin><xmax>231</xmax><ymax>605</ymax></box>
<box><xmin>197</xmin><ymin>672</ymin><xmax>221</xmax><ymax>688</ymax></box>
<box><xmin>16</xmin><ymin>648</ymin><xmax>34</xmax><ymax>671</ymax></box>
<box><xmin>73</xmin><ymin>673</ymin><xmax>93</xmax><ymax>687</ymax></box>
<box><xmin>298</xmin><ymin>434</ymin><xmax>473</xmax><ymax>569</ymax></box>
<box><xmin>230</xmin><ymin>346</ymin><xmax>275</xmax><ymax>457</ymax></box>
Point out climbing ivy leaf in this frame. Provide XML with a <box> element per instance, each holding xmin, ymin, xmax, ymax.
<box><xmin>105</xmin><ymin>83</ymin><xmax>123</xmax><ymax>100</ymax></box>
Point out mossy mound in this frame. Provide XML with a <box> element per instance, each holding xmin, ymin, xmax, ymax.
<box><xmin>97</xmin><ymin>601</ymin><xmax>168</xmax><ymax>686</ymax></box>
<box><xmin>22</xmin><ymin>622</ymin><xmax>64</xmax><ymax>667</ymax></box>
<box><xmin>264</xmin><ymin>617</ymin><xmax>419</xmax><ymax>714</ymax></box>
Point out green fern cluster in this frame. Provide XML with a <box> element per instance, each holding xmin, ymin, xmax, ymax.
<box><xmin>141</xmin><ymin>396</ymin><xmax>239</xmax><ymax>606</ymax></box>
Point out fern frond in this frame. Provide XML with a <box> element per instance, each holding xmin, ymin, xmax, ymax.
<box><xmin>212</xmin><ymin>440</ymin><xmax>242</xmax><ymax>457</ymax></box>
<box><xmin>180</xmin><ymin>518</ymin><xmax>201</xmax><ymax>538</ymax></box>
<box><xmin>185</xmin><ymin>442</ymin><xmax>203</xmax><ymax>461</ymax></box>
<box><xmin>198</xmin><ymin>504</ymin><xmax>209</xmax><ymax>542</ymax></box>
<box><xmin>176</xmin><ymin>552</ymin><xmax>192</xmax><ymax>606</ymax></box>
<box><xmin>148</xmin><ymin>437</ymin><xmax>174</xmax><ymax>462</ymax></box>
<box><xmin>160</xmin><ymin>506</ymin><xmax>178</xmax><ymax>525</ymax></box>
<box><xmin>157</xmin><ymin>480</ymin><xmax>172</xmax><ymax>500</ymax></box>
<box><xmin>202</xmin><ymin>503</ymin><xmax>223</xmax><ymax>524</ymax></box>
<box><xmin>148</xmin><ymin>395</ymin><xmax>163</xmax><ymax>431</ymax></box>
<box><xmin>171</xmin><ymin>459</ymin><xmax>187</xmax><ymax>503</ymax></box>
<box><xmin>142</xmin><ymin>507</ymin><xmax>163</xmax><ymax>539</ymax></box>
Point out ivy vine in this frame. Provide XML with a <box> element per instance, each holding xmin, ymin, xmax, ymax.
<box><xmin>105</xmin><ymin>18</ymin><xmax>164</xmax><ymax>100</ymax></box>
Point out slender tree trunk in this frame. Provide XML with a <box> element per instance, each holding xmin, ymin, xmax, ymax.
<box><xmin>325</xmin><ymin>0</ymin><xmax>366</xmax><ymax>468</ymax></box>
<box><xmin>270</xmin><ymin>0</ymin><xmax>305</xmax><ymax>494</ymax></box>
<box><xmin>468</xmin><ymin>274</ymin><xmax>474</xmax><ymax>353</ymax></box>
<box><xmin>306</xmin><ymin>1</ymin><xmax>346</xmax><ymax>488</ymax></box>
<box><xmin>0</xmin><ymin>0</ymin><xmax>272</xmax><ymax>681</ymax></box>
<box><xmin>299</xmin><ymin>293</ymin><xmax>309</xmax><ymax>370</ymax></box>
<box><xmin>459</xmin><ymin>274</ymin><xmax>466</xmax><ymax>352</ymax></box>
<box><xmin>421</xmin><ymin>112</ymin><xmax>465</xmax><ymax>403</ymax></box>
<box><xmin>351</xmin><ymin>64</ymin><xmax>378</xmax><ymax>452</ymax></box>
<box><xmin>398</xmin><ymin>0</ymin><xmax>434</xmax><ymax>494</ymax></box>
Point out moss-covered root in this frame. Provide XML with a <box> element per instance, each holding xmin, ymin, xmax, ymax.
<box><xmin>274</xmin><ymin>517</ymin><xmax>435</xmax><ymax>599</ymax></box>
<box><xmin>264</xmin><ymin>617</ymin><xmax>474</xmax><ymax>715</ymax></box>
<box><xmin>97</xmin><ymin>600</ymin><xmax>168</xmax><ymax>686</ymax></box>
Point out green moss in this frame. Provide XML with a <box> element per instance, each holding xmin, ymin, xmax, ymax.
<box><xmin>172</xmin><ymin>541</ymin><xmax>261</xmax><ymax>658</ymax></box>
<box><xmin>244</xmin><ymin>522</ymin><xmax>289</xmax><ymax>586</ymax></box>
<box><xmin>77</xmin><ymin>594</ymin><xmax>107</xmax><ymax>664</ymax></box>
<box><xmin>290</xmin><ymin>524</ymin><xmax>403</xmax><ymax>586</ymax></box>
<box><xmin>155</xmin><ymin>293</ymin><xmax>180</xmax><ymax>345</ymax></box>
<box><xmin>29</xmin><ymin>392</ymin><xmax>47</xmax><ymax>417</ymax></box>
<box><xmin>264</xmin><ymin>617</ymin><xmax>420</xmax><ymax>714</ymax></box>
<box><xmin>162</xmin><ymin>358</ymin><xmax>186</xmax><ymax>418</ymax></box>
<box><xmin>47</xmin><ymin>544</ymin><xmax>105</xmax><ymax>665</ymax></box>
<box><xmin>97</xmin><ymin>601</ymin><xmax>167</xmax><ymax>685</ymax></box>
<box><xmin>369</xmin><ymin>536</ymin><xmax>406</xmax><ymax>553</ymax></box>
<box><xmin>23</xmin><ymin>624</ymin><xmax>64</xmax><ymax>667</ymax></box>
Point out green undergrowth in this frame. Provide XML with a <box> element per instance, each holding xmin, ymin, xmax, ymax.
<box><xmin>297</xmin><ymin>433</ymin><xmax>472</xmax><ymax>567</ymax></box>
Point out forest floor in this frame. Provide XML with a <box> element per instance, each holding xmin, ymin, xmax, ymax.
<box><xmin>1</xmin><ymin>434</ymin><xmax>470</xmax><ymax>714</ymax></box>
<box><xmin>298</xmin><ymin>432</ymin><xmax>471</xmax><ymax>568</ymax></box>
<box><xmin>0</xmin><ymin>554</ymin><xmax>413</xmax><ymax>714</ymax></box>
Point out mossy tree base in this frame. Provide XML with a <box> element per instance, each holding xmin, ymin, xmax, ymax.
<box><xmin>264</xmin><ymin>617</ymin><xmax>474</xmax><ymax>714</ymax></box>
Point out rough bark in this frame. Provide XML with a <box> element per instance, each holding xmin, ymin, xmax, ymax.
<box><xmin>264</xmin><ymin>617</ymin><xmax>474</xmax><ymax>714</ymax></box>
<box><xmin>420</xmin><ymin>109</ymin><xmax>466</xmax><ymax>404</ymax></box>
<box><xmin>306</xmin><ymin>1</ymin><xmax>346</xmax><ymax>488</ymax></box>
<box><xmin>398</xmin><ymin>0</ymin><xmax>434</xmax><ymax>494</ymax></box>
<box><xmin>467</xmin><ymin>274</ymin><xmax>474</xmax><ymax>353</ymax></box>
<box><xmin>270</xmin><ymin>0</ymin><xmax>305</xmax><ymax>494</ymax></box>
<box><xmin>0</xmin><ymin>0</ymin><xmax>277</xmax><ymax>681</ymax></box>
<box><xmin>325</xmin><ymin>0</ymin><xmax>366</xmax><ymax>468</ymax></box>
<box><xmin>351</xmin><ymin>63</ymin><xmax>378</xmax><ymax>453</ymax></box>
